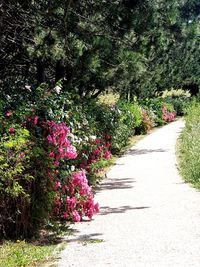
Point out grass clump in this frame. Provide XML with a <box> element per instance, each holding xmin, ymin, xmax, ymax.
<box><xmin>0</xmin><ymin>239</ymin><xmax>63</xmax><ymax>267</ymax></box>
<box><xmin>178</xmin><ymin>101</ymin><xmax>200</xmax><ymax>189</ymax></box>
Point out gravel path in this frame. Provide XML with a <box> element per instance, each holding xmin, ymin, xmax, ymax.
<box><xmin>58</xmin><ymin>119</ymin><xmax>200</xmax><ymax>267</ymax></box>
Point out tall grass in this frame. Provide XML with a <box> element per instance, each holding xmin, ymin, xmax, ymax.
<box><xmin>178</xmin><ymin>101</ymin><xmax>200</xmax><ymax>188</ymax></box>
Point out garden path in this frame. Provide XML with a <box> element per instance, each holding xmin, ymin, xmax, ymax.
<box><xmin>58</xmin><ymin>119</ymin><xmax>200</xmax><ymax>267</ymax></box>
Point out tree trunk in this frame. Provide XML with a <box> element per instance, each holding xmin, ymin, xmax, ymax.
<box><xmin>36</xmin><ymin>58</ymin><xmax>45</xmax><ymax>84</ymax></box>
<box><xmin>55</xmin><ymin>59</ymin><xmax>65</xmax><ymax>82</ymax></box>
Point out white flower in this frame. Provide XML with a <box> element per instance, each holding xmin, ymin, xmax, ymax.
<box><xmin>54</xmin><ymin>85</ymin><xmax>62</xmax><ymax>94</ymax></box>
<box><xmin>84</xmin><ymin>136</ymin><xmax>89</xmax><ymax>141</ymax></box>
<box><xmin>67</xmin><ymin>133</ymin><xmax>75</xmax><ymax>142</ymax></box>
<box><xmin>90</xmin><ymin>135</ymin><xmax>96</xmax><ymax>140</ymax></box>
<box><xmin>71</xmin><ymin>165</ymin><xmax>75</xmax><ymax>171</ymax></box>
<box><xmin>25</xmin><ymin>85</ymin><xmax>32</xmax><ymax>92</ymax></box>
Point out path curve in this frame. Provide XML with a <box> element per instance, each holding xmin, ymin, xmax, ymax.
<box><xmin>58</xmin><ymin>119</ymin><xmax>200</xmax><ymax>267</ymax></box>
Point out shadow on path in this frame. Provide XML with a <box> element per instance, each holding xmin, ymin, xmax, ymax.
<box><xmin>66</xmin><ymin>233</ymin><xmax>104</xmax><ymax>243</ymax></box>
<box><xmin>128</xmin><ymin>148</ymin><xmax>167</xmax><ymax>156</ymax></box>
<box><xmin>97</xmin><ymin>178</ymin><xmax>135</xmax><ymax>191</ymax></box>
<box><xmin>99</xmin><ymin>206</ymin><xmax>150</xmax><ymax>216</ymax></box>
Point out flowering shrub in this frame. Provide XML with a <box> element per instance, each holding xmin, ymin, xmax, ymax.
<box><xmin>139</xmin><ymin>97</ymin><xmax>176</xmax><ymax>127</ymax></box>
<box><xmin>162</xmin><ymin>106</ymin><xmax>176</xmax><ymax>122</ymax></box>
<box><xmin>54</xmin><ymin>170</ymin><xmax>100</xmax><ymax>221</ymax></box>
<box><xmin>42</xmin><ymin>120</ymin><xmax>100</xmax><ymax>222</ymax></box>
<box><xmin>46</xmin><ymin>121</ymin><xmax>77</xmax><ymax>164</ymax></box>
<box><xmin>138</xmin><ymin>108</ymin><xmax>155</xmax><ymax>134</ymax></box>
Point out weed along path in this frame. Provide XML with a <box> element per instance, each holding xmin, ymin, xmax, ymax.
<box><xmin>58</xmin><ymin>119</ymin><xmax>200</xmax><ymax>267</ymax></box>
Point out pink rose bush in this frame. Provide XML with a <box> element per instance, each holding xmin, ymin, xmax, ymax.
<box><xmin>46</xmin><ymin>121</ymin><xmax>77</xmax><ymax>166</ymax></box>
<box><xmin>44</xmin><ymin>120</ymin><xmax>100</xmax><ymax>222</ymax></box>
<box><xmin>57</xmin><ymin>170</ymin><xmax>100</xmax><ymax>221</ymax></box>
<box><xmin>52</xmin><ymin>169</ymin><xmax>100</xmax><ymax>222</ymax></box>
<box><xmin>22</xmin><ymin>114</ymin><xmax>102</xmax><ymax>222</ymax></box>
<box><xmin>162</xmin><ymin>106</ymin><xmax>176</xmax><ymax>122</ymax></box>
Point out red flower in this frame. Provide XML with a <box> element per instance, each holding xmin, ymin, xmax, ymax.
<box><xmin>9</xmin><ymin>127</ymin><xmax>15</xmax><ymax>134</ymax></box>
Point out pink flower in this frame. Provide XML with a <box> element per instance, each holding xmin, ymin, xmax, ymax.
<box><xmin>54</xmin><ymin>197</ymin><xmax>62</xmax><ymax>207</ymax></box>
<box><xmin>34</xmin><ymin>116</ymin><xmax>39</xmax><ymax>125</ymax></box>
<box><xmin>6</xmin><ymin>111</ymin><xmax>12</xmax><ymax>117</ymax></box>
<box><xmin>9</xmin><ymin>127</ymin><xmax>15</xmax><ymax>134</ymax></box>
<box><xmin>72</xmin><ymin>170</ymin><xmax>87</xmax><ymax>187</ymax></box>
<box><xmin>18</xmin><ymin>153</ymin><xmax>25</xmax><ymax>159</ymax></box>
<box><xmin>53</xmin><ymin>161</ymin><xmax>60</xmax><ymax>166</ymax></box>
<box><xmin>95</xmin><ymin>138</ymin><xmax>101</xmax><ymax>145</ymax></box>
<box><xmin>53</xmin><ymin>207</ymin><xmax>59</xmax><ymax>215</ymax></box>
<box><xmin>162</xmin><ymin>113</ymin><xmax>168</xmax><ymax>122</ymax></box>
<box><xmin>168</xmin><ymin>112</ymin><xmax>176</xmax><ymax>122</ymax></box>
<box><xmin>66</xmin><ymin>145</ymin><xmax>77</xmax><ymax>159</ymax></box>
<box><xmin>104</xmin><ymin>150</ymin><xmax>112</xmax><ymax>160</ymax></box>
<box><xmin>162</xmin><ymin>106</ymin><xmax>167</xmax><ymax>113</ymax></box>
<box><xmin>72</xmin><ymin>210</ymin><xmax>81</xmax><ymax>222</ymax></box>
<box><xmin>54</xmin><ymin>181</ymin><xmax>61</xmax><ymax>190</ymax></box>
<box><xmin>106</xmin><ymin>142</ymin><xmax>112</xmax><ymax>148</ymax></box>
<box><xmin>94</xmin><ymin>202</ymin><xmax>100</xmax><ymax>213</ymax></box>
<box><xmin>66</xmin><ymin>196</ymin><xmax>77</xmax><ymax>210</ymax></box>
<box><xmin>47</xmin><ymin>135</ymin><xmax>53</xmax><ymax>143</ymax></box>
<box><xmin>62</xmin><ymin>185</ymin><xmax>68</xmax><ymax>193</ymax></box>
<box><xmin>94</xmin><ymin>149</ymin><xmax>101</xmax><ymax>156</ymax></box>
<box><xmin>107</xmin><ymin>134</ymin><xmax>111</xmax><ymax>139</ymax></box>
<box><xmin>48</xmin><ymin>152</ymin><xmax>55</xmax><ymax>157</ymax></box>
<box><xmin>63</xmin><ymin>212</ymin><xmax>69</xmax><ymax>220</ymax></box>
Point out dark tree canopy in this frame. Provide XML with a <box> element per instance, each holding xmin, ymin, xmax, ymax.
<box><xmin>0</xmin><ymin>0</ymin><xmax>200</xmax><ymax>102</ymax></box>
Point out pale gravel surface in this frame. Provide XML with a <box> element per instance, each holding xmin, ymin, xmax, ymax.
<box><xmin>58</xmin><ymin>119</ymin><xmax>200</xmax><ymax>267</ymax></box>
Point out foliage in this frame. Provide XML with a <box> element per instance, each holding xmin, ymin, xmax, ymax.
<box><xmin>0</xmin><ymin>86</ymin><xmax>180</xmax><ymax>239</ymax></box>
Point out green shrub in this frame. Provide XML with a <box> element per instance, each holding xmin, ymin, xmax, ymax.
<box><xmin>80</xmin><ymin>99</ymin><xmax>142</xmax><ymax>153</ymax></box>
<box><xmin>178</xmin><ymin>101</ymin><xmax>200</xmax><ymax>188</ymax></box>
<box><xmin>109</xmin><ymin>101</ymin><xmax>142</xmax><ymax>152</ymax></box>
<box><xmin>160</xmin><ymin>89</ymin><xmax>191</xmax><ymax>116</ymax></box>
<box><xmin>0</xmin><ymin>113</ymin><xmax>55</xmax><ymax>239</ymax></box>
<box><xmin>163</xmin><ymin>96</ymin><xmax>191</xmax><ymax>116</ymax></box>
